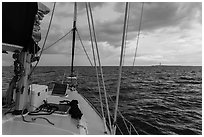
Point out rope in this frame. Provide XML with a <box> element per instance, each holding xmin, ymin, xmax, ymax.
<box><xmin>3</xmin><ymin>104</ymin><xmax>15</xmax><ymax>115</ymax></box>
<box><xmin>85</xmin><ymin>2</ymin><xmax>107</xmax><ymax>133</ymax></box>
<box><xmin>32</xmin><ymin>117</ymin><xmax>55</xmax><ymax>125</ymax></box>
<box><xmin>113</xmin><ymin>2</ymin><xmax>129</xmax><ymax>135</ymax></box>
<box><xmin>22</xmin><ymin>112</ymin><xmax>55</xmax><ymax>126</ymax></box>
<box><xmin>88</xmin><ymin>2</ymin><xmax>112</xmax><ymax>134</ymax></box>
<box><xmin>76</xmin><ymin>28</ymin><xmax>94</xmax><ymax>67</ymax></box>
<box><xmin>30</xmin><ymin>2</ymin><xmax>56</xmax><ymax>76</ymax></box>
<box><xmin>132</xmin><ymin>2</ymin><xmax>144</xmax><ymax>67</ymax></box>
<box><xmin>42</xmin><ymin>29</ymin><xmax>73</xmax><ymax>52</ymax></box>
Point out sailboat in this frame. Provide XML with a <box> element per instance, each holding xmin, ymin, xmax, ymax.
<box><xmin>2</xmin><ymin>2</ymin><xmax>138</xmax><ymax>135</ymax></box>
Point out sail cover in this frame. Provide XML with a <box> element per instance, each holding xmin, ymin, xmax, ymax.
<box><xmin>2</xmin><ymin>2</ymin><xmax>38</xmax><ymax>53</ymax></box>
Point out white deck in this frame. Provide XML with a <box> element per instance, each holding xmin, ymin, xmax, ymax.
<box><xmin>2</xmin><ymin>89</ymin><xmax>110</xmax><ymax>135</ymax></box>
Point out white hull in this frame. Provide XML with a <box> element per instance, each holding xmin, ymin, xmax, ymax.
<box><xmin>2</xmin><ymin>89</ymin><xmax>110</xmax><ymax>135</ymax></box>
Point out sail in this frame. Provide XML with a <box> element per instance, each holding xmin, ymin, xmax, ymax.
<box><xmin>32</xmin><ymin>2</ymin><xmax>50</xmax><ymax>43</ymax></box>
<box><xmin>2</xmin><ymin>2</ymin><xmax>38</xmax><ymax>53</ymax></box>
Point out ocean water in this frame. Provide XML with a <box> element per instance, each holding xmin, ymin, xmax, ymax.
<box><xmin>2</xmin><ymin>66</ymin><xmax>202</xmax><ymax>135</ymax></box>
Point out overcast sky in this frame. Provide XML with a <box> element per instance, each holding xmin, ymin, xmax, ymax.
<box><xmin>2</xmin><ymin>2</ymin><xmax>202</xmax><ymax>66</ymax></box>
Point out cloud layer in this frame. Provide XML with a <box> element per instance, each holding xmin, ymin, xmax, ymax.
<box><xmin>2</xmin><ymin>2</ymin><xmax>202</xmax><ymax>66</ymax></box>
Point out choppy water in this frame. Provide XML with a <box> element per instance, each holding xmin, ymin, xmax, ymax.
<box><xmin>2</xmin><ymin>66</ymin><xmax>202</xmax><ymax>135</ymax></box>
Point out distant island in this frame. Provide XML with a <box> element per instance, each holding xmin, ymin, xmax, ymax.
<box><xmin>151</xmin><ymin>63</ymin><xmax>182</xmax><ymax>67</ymax></box>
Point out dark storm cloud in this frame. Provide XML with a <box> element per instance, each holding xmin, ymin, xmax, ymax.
<box><xmin>86</xmin><ymin>2</ymin><xmax>201</xmax><ymax>47</ymax></box>
<box><xmin>54</xmin><ymin>2</ymin><xmax>105</xmax><ymax>18</ymax></box>
<box><xmin>140</xmin><ymin>2</ymin><xmax>201</xmax><ymax>31</ymax></box>
<box><xmin>77</xmin><ymin>2</ymin><xmax>105</xmax><ymax>10</ymax></box>
<box><xmin>42</xmin><ymin>2</ymin><xmax>201</xmax><ymax>53</ymax></box>
<box><xmin>57</xmin><ymin>2</ymin><xmax>105</xmax><ymax>9</ymax></box>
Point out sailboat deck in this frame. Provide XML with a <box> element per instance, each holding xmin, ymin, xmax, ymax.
<box><xmin>2</xmin><ymin>89</ymin><xmax>109</xmax><ymax>135</ymax></box>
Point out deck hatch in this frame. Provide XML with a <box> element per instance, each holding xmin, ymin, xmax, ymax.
<box><xmin>52</xmin><ymin>83</ymin><xmax>67</xmax><ymax>96</ymax></box>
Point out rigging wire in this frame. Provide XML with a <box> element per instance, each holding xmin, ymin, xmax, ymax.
<box><xmin>122</xmin><ymin>3</ymin><xmax>131</xmax><ymax>66</ymax></box>
<box><xmin>89</xmin><ymin>83</ymin><xmax>139</xmax><ymax>134</ymax></box>
<box><xmin>76</xmin><ymin>28</ymin><xmax>94</xmax><ymax>67</ymax></box>
<box><xmin>113</xmin><ymin>2</ymin><xmax>129</xmax><ymax>135</ymax></box>
<box><xmin>88</xmin><ymin>2</ymin><xmax>112</xmax><ymax>134</ymax></box>
<box><xmin>108</xmin><ymin>94</ymin><xmax>139</xmax><ymax>135</ymax></box>
<box><xmin>132</xmin><ymin>2</ymin><xmax>144</xmax><ymax>67</ymax></box>
<box><xmin>120</xmin><ymin>3</ymin><xmax>132</xmax><ymax>134</ymax></box>
<box><xmin>85</xmin><ymin>2</ymin><xmax>107</xmax><ymax>134</ymax></box>
<box><xmin>90</xmin><ymin>94</ymin><xmax>124</xmax><ymax>135</ymax></box>
<box><xmin>42</xmin><ymin>29</ymin><xmax>73</xmax><ymax>52</ymax></box>
<box><xmin>30</xmin><ymin>2</ymin><xmax>56</xmax><ymax>76</ymax></box>
<box><xmin>113</xmin><ymin>3</ymin><xmax>139</xmax><ymax>135</ymax></box>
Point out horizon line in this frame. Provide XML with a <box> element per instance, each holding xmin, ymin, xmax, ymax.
<box><xmin>2</xmin><ymin>65</ymin><xmax>202</xmax><ymax>67</ymax></box>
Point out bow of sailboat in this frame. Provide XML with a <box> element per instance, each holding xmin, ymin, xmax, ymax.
<box><xmin>2</xmin><ymin>2</ymin><xmax>111</xmax><ymax>135</ymax></box>
<box><xmin>2</xmin><ymin>2</ymin><xmax>142</xmax><ymax>135</ymax></box>
<box><xmin>3</xmin><ymin>87</ymin><xmax>109</xmax><ymax>135</ymax></box>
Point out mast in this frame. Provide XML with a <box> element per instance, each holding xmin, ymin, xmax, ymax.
<box><xmin>14</xmin><ymin>51</ymin><xmax>31</xmax><ymax>114</ymax></box>
<box><xmin>2</xmin><ymin>2</ymin><xmax>38</xmax><ymax>114</ymax></box>
<box><xmin>70</xmin><ymin>2</ymin><xmax>77</xmax><ymax>76</ymax></box>
<box><xmin>2</xmin><ymin>2</ymin><xmax>50</xmax><ymax>114</ymax></box>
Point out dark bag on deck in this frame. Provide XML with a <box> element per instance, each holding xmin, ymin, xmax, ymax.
<box><xmin>69</xmin><ymin>100</ymin><xmax>83</xmax><ymax>119</ymax></box>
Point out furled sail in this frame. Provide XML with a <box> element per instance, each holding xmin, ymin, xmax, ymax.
<box><xmin>32</xmin><ymin>3</ymin><xmax>50</xmax><ymax>43</ymax></box>
<box><xmin>2</xmin><ymin>2</ymin><xmax>50</xmax><ymax>54</ymax></box>
<box><xmin>2</xmin><ymin>2</ymin><xmax>38</xmax><ymax>53</ymax></box>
